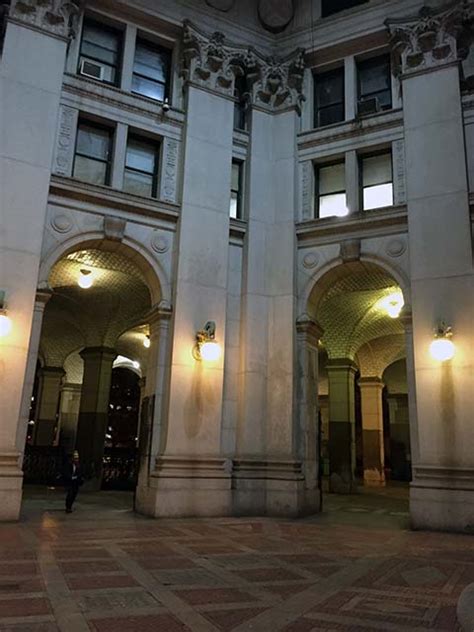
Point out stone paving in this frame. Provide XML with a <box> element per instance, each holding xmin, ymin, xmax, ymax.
<box><xmin>0</xmin><ymin>486</ymin><xmax>472</xmax><ymax>631</ymax></box>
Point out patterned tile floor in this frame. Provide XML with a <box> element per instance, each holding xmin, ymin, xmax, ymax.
<box><xmin>0</xmin><ymin>485</ymin><xmax>471</xmax><ymax>631</ymax></box>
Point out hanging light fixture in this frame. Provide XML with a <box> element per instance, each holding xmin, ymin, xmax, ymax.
<box><xmin>78</xmin><ymin>268</ymin><xmax>93</xmax><ymax>289</ymax></box>
<box><xmin>377</xmin><ymin>291</ymin><xmax>404</xmax><ymax>319</ymax></box>
<box><xmin>430</xmin><ymin>322</ymin><xmax>455</xmax><ymax>362</ymax></box>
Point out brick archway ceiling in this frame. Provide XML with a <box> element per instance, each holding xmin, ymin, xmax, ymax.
<box><xmin>315</xmin><ymin>263</ymin><xmax>405</xmax><ymax>362</ymax></box>
<box><xmin>40</xmin><ymin>249</ymin><xmax>152</xmax><ymax>370</ymax></box>
<box><xmin>355</xmin><ymin>334</ymin><xmax>406</xmax><ymax>378</ymax></box>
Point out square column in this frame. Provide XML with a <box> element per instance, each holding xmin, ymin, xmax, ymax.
<box><xmin>359</xmin><ymin>378</ymin><xmax>385</xmax><ymax>487</ymax></box>
<box><xmin>58</xmin><ymin>383</ymin><xmax>82</xmax><ymax>454</ymax></box>
<box><xmin>327</xmin><ymin>359</ymin><xmax>358</xmax><ymax>494</ymax></box>
<box><xmin>33</xmin><ymin>367</ymin><xmax>65</xmax><ymax>446</ymax></box>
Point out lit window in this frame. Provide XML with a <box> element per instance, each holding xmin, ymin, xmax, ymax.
<box><xmin>358</xmin><ymin>55</ymin><xmax>392</xmax><ymax>112</ymax></box>
<box><xmin>123</xmin><ymin>136</ymin><xmax>159</xmax><ymax>198</ymax></box>
<box><xmin>230</xmin><ymin>161</ymin><xmax>243</xmax><ymax>219</ymax></box>
<box><xmin>78</xmin><ymin>18</ymin><xmax>122</xmax><ymax>85</ymax></box>
<box><xmin>314</xmin><ymin>68</ymin><xmax>344</xmax><ymax>128</ymax></box>
<box><xmin>321</xmin><ymin>0</ymin><xmax>368</xmax><ymax>17</ymax></box>
<box><xmin>132</xmin><ymin>39</ymin><xmax>171</xmax><ymax>102</ymax></box>
<box><xmin>73</xmin><ymin>121</ymin><xmax>112</xmax><ymax>186</ymax></box>
<box><xmin>361</xmin><ymin>152</ymin><xmax>393</xmax><ymax>211</ymax></box>
<box><xmin>317</xmin><ymin>162</ymin><xmax>348</xmax><ymax>218</ymax></box>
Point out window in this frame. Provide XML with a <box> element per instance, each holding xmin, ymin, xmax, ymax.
<box><xmin>321</xmin><ymin>0</ymin><xmax>368</xmax><ymax>18</ymax></box>
<box><xmin>314</xmin><ymin>68</ymin><xmax>344</xmax><ymax>128</ymax></box>
<box><xmin>317</xmin><ymin>162</ymin><xmax>347</xmax><ymax>218</ymax></box>
<box><xmin>78</xmin><ymin>18</ymin><xmax>122</xmax><ymax>85</ymax></box>
<box><xmin>132</xmin><ymin>39</ymin><xmax>171</xmax><ymax>102</ymax></box>
<box><xmin>230</xmin><ymin>161</ymin><xmax>243</xmax><ymax>219</ymax></box>
<box><xmin>358</xmin><ymin>55</ymin><xmax>392</xmax><ymax>111</ymax></box>
<box><xmin>361</xmin><ymin>152</ymin><xmax>393</xmax><ymax>210</ymax></box>
<box><xmin>234</xmin><ymin>75</ymin><xmax>247</xmax><ymax>131</ymax></box>
<box><xmin>73</xmin><ymin>121</ymin><xmax>112</xmax><ymax>186</ymax></box>
<box><xmin>123</xmin><ymin>136</ymin><xmax>159</xmax><ymax>198</ymax></box>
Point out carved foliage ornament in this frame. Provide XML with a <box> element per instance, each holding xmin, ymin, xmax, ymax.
<box><xmin>386</xmin><ymin>1</ymin><xmax>474</xmax><ymax>76</ymax></box>
<box><xmin>9</xmin><ymin>0</ymin><xmax>82</xmax><ymax>39</ymax></box>
<box><xmin>181</xmin><ymin>21</ymin><xmax>305</xmax><ymax>113</ymax></box>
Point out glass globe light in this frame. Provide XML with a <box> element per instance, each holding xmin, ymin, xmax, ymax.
<box><xmin>430</xmin><ymin>338</ymin><xmax>455</xmax><ymax>362</ymax></box>
<box><xmin>0</xmin><ymin>312</ymin><xmax>12</xmax><ymax>337</ymax></box>
<box><xmin>199</xmin><ymin>341</ymin><xmax>221</xmax><ymax>361</ymax></box>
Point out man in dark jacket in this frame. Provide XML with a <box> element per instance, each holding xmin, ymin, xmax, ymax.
<box><xmin>63</xmin><ymin>451</ymin><xmax>84</xmax><ymax>513</ymax></box>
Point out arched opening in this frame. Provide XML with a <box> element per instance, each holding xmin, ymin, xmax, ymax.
<box><xmin>307</xmin><ymin>260</ymin><xmax>411</xmax><ymax>518</ymax></box>
<box><xmin>22</xmin><ymin>241</ymin><xmax>162</xmax><ymax>508</ymax></box>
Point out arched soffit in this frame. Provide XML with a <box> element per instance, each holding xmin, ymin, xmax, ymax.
<box><xmin>310</xmin><ymin>260</ymin><xmax>406</xmax><ymax>361</ymax></box>
<box><xmin>383</xmin><ymin>357</ymin><xmax>408</xmax><ymax>395</ymax></box>
<box><xmin>63</xmin><ymin>349</ymin><xmax>84</xmax><ymax>384</ymax></box>
<box><xmin>38</xmin><ymin>234</ymin><xmax>168</xmax><ymax>305</ymax></box>
<box><xmin>355</xmin><ymin>333</ymin><xmax>406</xmax><ymax>379</ymax></box>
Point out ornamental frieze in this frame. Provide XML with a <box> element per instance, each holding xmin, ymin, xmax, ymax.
<box><xmin>181</xmin><ymin>21</ymin><xmax>305</xmax><ymax>113</ymax></box>
<box><xmin>9</xmin><ymin>0</ymin><xmax>82</xmax><ymax>39</ymax></box>
<box><xmin>386</xmin><ymin>0</ymin><xmax>474</xmax><ymax>76</ymax></box>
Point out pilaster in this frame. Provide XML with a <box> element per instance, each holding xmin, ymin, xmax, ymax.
<box><xmin>33</xmin><ymin>366</ymin><xmax>65</xmax><ymax>446</ymax></box>
<box><xmin>359</xmin><ymin>377</ymin><xmax>385</xmax><ymax>487</ymax></box>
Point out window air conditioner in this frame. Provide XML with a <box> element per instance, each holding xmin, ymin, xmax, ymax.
<box><xmin>79</xmin><ymin>59</ymin><xmax>105</xmax><ymax>81</ymax></box>
<box><xmin>357</xmin><ymin>97</ymin><xmax>381</xmax><ymax>117</ymax></box>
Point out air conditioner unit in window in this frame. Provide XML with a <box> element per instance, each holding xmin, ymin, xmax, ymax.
<box><xmin>79</xmin><ymin>59</ymin><xmax>105</xmax><ymax>81</ymax></box>
<box><xmin>357</xmin><ymin>97</ymin><xmax>381</xmax><ymax>117</ymax></box>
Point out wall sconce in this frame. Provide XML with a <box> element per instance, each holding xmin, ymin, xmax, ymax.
<box><xmin>78</xmin><ymin>268</ymin><xmax>93</xmax><ymax>289</ymax></box>
<box><xmin>192</xmin><ymin>321</ymin><xmax>221</xmax><ymax>362</ymax></box>
<box><xmin>143</xmin><ymin>334</ymin><xmax>151</xmax><ymax>349</ymax></box>
<box><xmin>429</xmin><ymin>322</ymin><xmax>455</xmax><ymax>362</ymax></box>
<box><xmin>0</xmin><ymin>291</ymin><xmax>12</xmax><ymax>337</ymax></box>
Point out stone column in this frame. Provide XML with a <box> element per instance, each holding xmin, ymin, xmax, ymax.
<box><xmin>359</xmin><ymin>378</ymin><xmax>385</xmax><ymax>487</ymax></box>
<box><xmin>327</xmin><ymin>359</ymin><xmax>358</xmax><ymax>493</ymax></box>
<box><xmin>387</xmin><ymin>4</ymin><xmax>474</xmax><ymax>530</ymax></box>
<box><xmin>75</xmin><ymin>347</ymin><xmax>116</xmax><ymax>488</ymax></box>
<box><xmin>33</xmin><ymin>367</ymin><xmax>65</xmax><ymax>446</ymax></box>
<box><xmin>0</xmin><ymin>0</ymin><xmax>81</xmax><ymax>520</ymax></box>
<box><xmin>58</xmin><ymin>383</ymin><xmax>82</xmax><ymax>454</ymax></box>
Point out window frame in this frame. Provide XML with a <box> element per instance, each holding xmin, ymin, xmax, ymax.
<box><xmin>359</xmin><ymin>150</ymin><xmax>394</xmax><ymax>211</ymax></box>
<box><xmin>230</xmin><ymin>160</ymin><xmax>244</xmax><ymax>220</ymax></box>
<box><xmin>315</xmin><ymin>160</ymin><xmax>347</xmax><ymax>219</ymax></box>
<box><xmin>123</xmin><ymin>133</ymin><xmax>160</xmax><ymax>199</ymax></box>
<box><xmin>313</xmin><ymin>67</ymin><xmax>345</xmax><ymax>129</ymax></box>
<box><xmin>357</xmin><ymin>54</ymin><xmax>392</xmax><ymax>112</ymax></box>
<box><xmin>233</xmin><ymin>74</ymin><xmax>247</xmax><ymax>131</ymax></box>
<box><xmin>321</xmin><ymin>0</ymin><xmax>369</xmax><ymax>18</ymax></box>
<box><xmin>132</xmin><ymin>37</ymin><xmax>171</xmax><ymax>103</ymax></box>
<box><xmin>78</xmin><ymin>16</ymin><xmax>123</xmax><ymax>87</ymax></box>
<box><xmin>72</xmin><ymin>119</ymin><xmax>113</xmax><ymax>186</ymax></box>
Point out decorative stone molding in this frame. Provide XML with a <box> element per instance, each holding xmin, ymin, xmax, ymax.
<box><xmin>340</xmin><ymin>238</ymin><xmax>361</xmax><ymax>262</ymax></box>
<box><xmin>386</xmin><ymin>237</ymin><xmax>407</xmax><ymax>258</ymax></box>
<box><xmin>386</xmin><ymin>1</ymin><xmax>474</xmax><ymax>77</ymax></box>
<box><xmin>300</xmin><ymin>161</ymin><xmax>314</xmax><ymax>220</ymax></box>
<box><xmin>181</xmin><ymin>21</ymin><xmax>305</xmax><ymax>113</ymax></box>
<box><xmin>103</xmin><ymin>216</ymin><xmax>126</xmax><ymax>242</ymax></box>
<box><xmin>296</xmin><ymin>313</ymin><xmax>324</xmax><ymax>348</ymax></box>
<box><xmin>150</xmin><ymin>232</ymin><xmax>170</xmax><ymax>254</ymax></box>
<box><xmin>159</xmin><ymin>138</ymin><xmax>180</xmax><ymax>204</ymax></box>
<box><xmin>392</xmin><ymin>139</ymin><xmax>407</xmax><ymax>205</ymax></box>
<box><xmin>53</xmin><ymin>106</ymin><xmax>78</xmax><ymax>177</ymax></box>
<box><xmin>258</xmin><ymin>0</ymin><xmax>295</xmax><ymax>34</ymax></box>
<box><xmin>9</xmin><ymin>0</ymin><xmax>83</xmax><ymax>39</ymax></box>
<box><xmin>50</xmin><ymin>212</ymin><xmax>73</xmax><ymax>233</ymax></box>
<box><xmin>302</xmin><ymin>252</ymin><xmax>319</xmax><ymax>269</ymax></box>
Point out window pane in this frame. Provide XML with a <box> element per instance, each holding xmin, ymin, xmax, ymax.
<box><xmin>363</xmin><ymin>183</ymin><xmax>393</xmax><ymax>210</ymax></box>
<box><xmin>81</xmin><ymin>41</ymin><xmax>118</xmax><ymax>66</ymax></box>
<box><xmin>126</xmin><ymin>139</ymin><xmax>155</xmax><ymax>174</ymax></box>
<box><xmin>316</xmin><ymin>71</ymin><xmax>344</xmax><ymax>107</ymax></box>
<box><xmin>123</xmin><ymin>170</ymin><xmax>154</xmax><ymax>197</ymax></box>
<box><xmin>319</xmin><ymin>193</ymin><xmax>348</xmax><ymax>218</ymax></box>
<box><xmin>132</xmin><ymin>74</ymin><xmax>165</xmax><ymax>101</ymax></box>
<box><xmin>83</xmin><ymin>22</ymin><xmax>120</xmax><ymax>53</ymax></box>
<box><xmin>319</xmin><ymin>163</ymin><xmax>345</xmax><ymax>195</ymax></box>
<box><xmin>76</xmin><ymin>125</ymin><xmax>110</xmax><ymax>160</ymax></box>
<box><xmin>230</xmin><ymin>192</ymin><xmax>238</xmax><ymax>219</ymax></box>
<box><xmin>234</xmin><ymin>103</ymin><xmax>246</xmax><ymax>130</ymax></box>
<box><xmin>134</xmin><ymin>42</ymin><xmax>169</xmax><ymax>82</ymax></box>
<box><xmin>231</xmin><ymin>163</ymin><xmax>241</xmax><ymax>191</ymax></box>
<box><xmin>363</xmin><ymin>153</ymin><xmax>392</xmax><ymax>187</ymax></box>
<box><xmin>359</xmin><ymin>57</ymin><xmax>391</xmax><ymax>108</ymax></box>
<box><xmin>73</xmin><ymin>155</ymin><xmax>107</xmax><ymax>185</ymax></box>
<box><xmin>318</xmin><ymin>104</ymin><xmax>344</xmax><ymax>127</ymax></box>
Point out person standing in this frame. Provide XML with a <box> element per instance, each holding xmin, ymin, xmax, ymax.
<box><xmin>63</xmin><ymin>451</ymin><xmax>83</xmax><ymax>513</ymax></box>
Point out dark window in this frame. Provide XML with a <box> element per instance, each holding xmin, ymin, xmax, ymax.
<box><xmin>314</xmin><ymin>68</ymin><xmax>344</xmax><ymax>128</ymax></box>
<box><xmin>360</xmin><ymin>152</ymin><xmax>393</xmax><ymax>210</ymax></box>
<box><xmin>123</xmin><ymin>135</ymin><xmax>159</xmax><ymax>198</ymax></box>
<box><xmin>230</xmin><ymin>161</ymin><xmax>243</xmax><ymax>219</ymax></box>
<box><xmin>321</xmin><ymin>0</ymin><xmax>368</xmax><ymax>18</ymax></box>
<box><xmin>234</xmin><ymin>74</ymin><xmax>247</xmax><ymax>130</ymax></box>
<box><xmin>132</xmin><ymin>39</ymin><xmax>171</xmax><ymax>102</ymax></box>
<box><xmin>73</xmin><ymin>121</ymin><xmax>112</xmax><ymax>186</ymax></box>
<box><xmin>316</xmin><ymin>162</ymin><xmax>347</xmax><ymax>218</ymax></box>
<box><xmin>358</xmin><ymin>55</ymin><xmax>392</xmax><ymax>111</ymax></box>
<box><xmin>78</xmin><ymin>18</ymin><xmax>122</xmax><ymax>85</ymax></box>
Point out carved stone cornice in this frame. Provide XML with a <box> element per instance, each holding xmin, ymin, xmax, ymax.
<box><xmin>9</xmin><ymin>0</ymin><xmax>83</xmax><ymax>40</ymax></box>
<box><xmin>180</xmin><ymin>21</ymin><xmax>305</xmax><ymax>113</ymax></box>
<box><xmin>386</xmin><ymin>1</ymin><xmax>474</xmax><ymax>77</ymax></box>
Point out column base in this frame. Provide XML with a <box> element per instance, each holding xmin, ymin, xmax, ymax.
<box><xmin>135</xmin><ymin>456</ymin><xmax>232</xmax><ymax>518</ymax></box>
<box><xmin>232</xmin><ymin>459</ymin><xmax>320</xmax><ymax>517</ymax></box>
<box><xmin>0</xmin><ymin>452</ymin><xmax>23</xmax><ymax>521</ymax></box>
<box><xmin>363</xmin><ymin>469</ymin><xmax>386</xmax><ymax>487</ymax></box>
<box><xmin>410</xmin><ymin>466</ymin><xmax>474</xmax><ymax>533</ymax></box>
